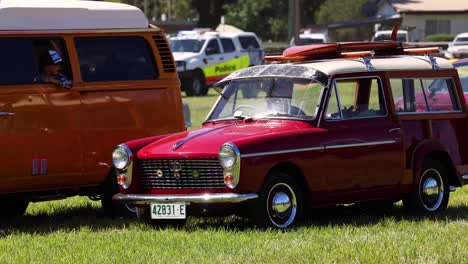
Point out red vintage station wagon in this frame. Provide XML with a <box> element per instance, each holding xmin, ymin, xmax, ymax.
<box><xmin>113</xmin><ymin>41</ymin><xmax>467</xmax><ymax>228</ymax></box>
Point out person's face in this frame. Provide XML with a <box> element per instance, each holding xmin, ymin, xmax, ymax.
<box><xmin>45</xmin><ymin>64</ymin><xmax>61</xmax><ymax>75</ymax></box>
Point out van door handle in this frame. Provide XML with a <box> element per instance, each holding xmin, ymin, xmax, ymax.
<box><xmin>388</xmin><ymin>128</ymin><xmax>401</xmax><ymax>133</ymax></box>
<box><xmin>0</xmin><ymin>112</ymin><xmax>14</xmax><ymax>116</ymax></box>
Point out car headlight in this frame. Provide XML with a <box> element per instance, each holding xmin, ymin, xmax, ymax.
<box><xmin>219</xmin><ymin>144</ymin><xmax>238</xmax><ymax>170</ymax></box>
<box><xmin>112</xmin><ymin>144</ymin><xmax>133</xmax><ymax>170</ymax></box>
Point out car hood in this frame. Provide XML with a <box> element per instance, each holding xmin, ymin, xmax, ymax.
<box><xmin>173</xmin><ymin>52</ymin><xmax>199</xmax><ymax>62</ymax></box>
<box><xmin>137</xmin><ymin>120</ymin><xmax>319</xmax><ymax>159</ymax></box>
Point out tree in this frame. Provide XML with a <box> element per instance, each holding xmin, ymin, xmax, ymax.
<box><xmin>223</xmin><ymin>0</ymin><xmax>289</xmax><ymax>41</ymax></box>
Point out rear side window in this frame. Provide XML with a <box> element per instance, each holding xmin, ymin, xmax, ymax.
<box><xmin>75</xmin><ymin>37</ymin><xmax>158</xmax><ymax>82</ymax></box>
<box><xmin>238</xmin><ymin>36</ymin><xmax>260</xmax><ymax>50</ymax></box>
<box><xmin>390</xmin><ymin>78</ymin><xmax>460</xmax><ymax>113</ymax></box>
<box><xmin>220</xmin><ymin>38</ymin><xmax>235</xmax><ymax>53</ymax></box>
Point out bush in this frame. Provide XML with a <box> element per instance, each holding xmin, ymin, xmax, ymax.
<box><xmin>425</xmin><ymin>34</ymin><xmax>456</xmax><ymax>42</ymax></box>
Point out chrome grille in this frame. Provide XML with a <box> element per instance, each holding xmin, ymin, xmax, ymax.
<box><xmin>138</xmin><ymin>159</ymin><xmax>225</xmax><ymax>189</ymax></box>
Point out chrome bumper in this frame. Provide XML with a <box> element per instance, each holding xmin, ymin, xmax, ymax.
<box><xmin>112</xmin><ymin>193</ymin><xmax>258</xmax><ymax>205</ymax></box>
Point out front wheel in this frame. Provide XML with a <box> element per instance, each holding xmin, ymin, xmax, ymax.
<box><xmin>184</xmin><ymin>71</ymin><xmax>207</xmax><ymax>96</ymax></box>
<box><xmin>250</xmin><ymin>172</ymin><xmax>303</xmax><ymax>228</ymax></box>
<box><xmin>1</xmin><ymin>196</ymin><xmax>29</xmax><ymax>218</ymax></box>
<box><xmin>403</xmin><ymin>158</ymin><xmax>450</xmax><ymax>213</ymax></box>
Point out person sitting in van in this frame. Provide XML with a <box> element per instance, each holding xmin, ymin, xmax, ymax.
<box><xmin>34</xmin><ymin>50</ymin><xmax>72</xmax><ymax>89</ymax></box>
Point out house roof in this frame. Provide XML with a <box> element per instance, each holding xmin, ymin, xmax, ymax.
<box><xmin>389</xmin><ymin>0</ymin><xmax>468</xmax><ymax>13</ymax></box>
<box><xmin>0</xmin><ymin>0</ymin><xmax>149</xmax><ymax>30</ymax></box>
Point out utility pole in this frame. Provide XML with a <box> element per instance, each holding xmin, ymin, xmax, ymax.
<box><xmin>288</xmin><ymin>0</ymin><xmax>300</xmax><ymax>45</ymax></box>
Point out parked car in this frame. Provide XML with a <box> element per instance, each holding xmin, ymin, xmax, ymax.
<box><xmin>291</xmin><ymin>31</ymin><xmax>328</xmax><ymax>46</ymax></box>
<box><xmin>0</xmin><ymin>0</ymin><xmax>186</xmax><ymax>217</ymax></box>
<box><xmin>169</xmin><ymin>31</ymin><xmax>264</xmax><ymax>96</ymax></box>
<box><xmin>453</xmin><ymin>58</ymin><xmax>468</xmax><ymax>91</ymax></box>
<box><xmin>372</xmin><ymin>30</ymin><xmax>409</xmax><ymax>42</ymax></box>
<box><xmin>113</xmin><ymin>41</ymin><xmax>466</xmax><ymax>228</ymax></box>
<box><xmin>445</xmin><ymin>33</ymin><xmax>468</xmax><ymax>59</ymax></box>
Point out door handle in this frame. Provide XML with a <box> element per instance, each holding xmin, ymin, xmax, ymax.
<box><xmin>0</xmin><ymin>112</ymin><xmax>14</xmax><ymax>116</ymax></box>
<box><xmin>388</xmin><ymin>128</ymin><xmax>401</xmax><ymax>133</ymax></box>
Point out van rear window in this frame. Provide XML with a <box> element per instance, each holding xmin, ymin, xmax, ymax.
<box><xmin>75</xmin><ymin>37</ymin><xmax>158</xmax><ymax>82</ymax></box>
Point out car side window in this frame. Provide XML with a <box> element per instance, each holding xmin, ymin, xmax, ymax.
<box><xmin>205</xmin><ymin>39</ymin><xmax>221</xmax><ymax>55</ymax></box>
<box><xmin>390</xmin><ymin>78</ymin><xmax>460</xmax><ymax>113</ymax></box>
<box><xmin>326</xmin><ymin>77</ymin><xmax>386</xmax><ymax>120</ymax></box>
<box><xmin>75</xmin><ymin>36</ymin><xmax>158</xmax><ymax>82</ymax></box>
<box><xmin>220</xmin><ymin>38</ymin><xmax>235</xmax><ymax>53</ymax></box>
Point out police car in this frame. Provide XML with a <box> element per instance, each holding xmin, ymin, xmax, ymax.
<box><xmin>169</xmin><ymin>31</ymin><xmax>264</xmax><ymax>96</ymax></box>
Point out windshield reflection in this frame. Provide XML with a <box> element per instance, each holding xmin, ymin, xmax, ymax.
<box><xmin>208</xmin><ymin>78</ymin><xmax>325</xmax><ymax>121</ymax></box>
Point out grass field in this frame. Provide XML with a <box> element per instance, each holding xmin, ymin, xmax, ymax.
<box><xmin>0</xmin><ymin>89</ymin><xmax>467</xmax><ymax>263</ymax></box>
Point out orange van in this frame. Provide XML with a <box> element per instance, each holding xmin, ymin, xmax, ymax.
<box><xmin>0</xmin><ymin>0</ymin><xmax>185</xmax><ymax>216</ymax></box>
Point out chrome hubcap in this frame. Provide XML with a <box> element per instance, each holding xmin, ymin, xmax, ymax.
<box><xmin>420</xmin><ymin>168</ymin><xmax>444</xmax><ymax>211</ymax></box>
<box><xmin>267</xmin><ymin>183</ymin><xmax>297</xmax><ymax>228</ymax></box>
<box><xmin>271</xmin><ymin>192</ymin><xmax>291</xmax><ymax>216</ymax></box>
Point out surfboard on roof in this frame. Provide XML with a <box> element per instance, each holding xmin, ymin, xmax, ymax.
<box><xmin>0</xmin><ymin>0</ymin><xmax>149</xmax><ymax>30</ymax></box>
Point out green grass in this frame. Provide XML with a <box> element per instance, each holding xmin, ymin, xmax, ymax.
<box><xmin>0</xmin><ymin>89</ymin><xmax>466</xmax><ymax>263</ymax></box>
<box><xmin>0</xmin><ymin>187</ymin><xmax>466</xmax><ymax>263</ymax></box>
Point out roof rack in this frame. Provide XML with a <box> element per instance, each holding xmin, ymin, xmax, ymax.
<box><xmin>266</xmin><ymin>24</ymin><xmax>440</xmax><ymax>62</ymax></box>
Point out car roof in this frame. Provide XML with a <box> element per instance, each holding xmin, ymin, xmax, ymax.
<box><xmin>297</xmin><ymin>56</ymin><xmax>452</xmax><ymax>76</ymax></box>
<box><xmin>0</xmin><ymin>0</ymin><xmax>149</xmax><ymax>30</ymax></box>
<box><xmin>455</xmin><ymin>32</ymin><xmax>468</xmax><ymax>39</ymax></box>
<box><xmin>218</xmin><ymin>56</ymin><xmax>453</xmax><ymax>85</ymax></box>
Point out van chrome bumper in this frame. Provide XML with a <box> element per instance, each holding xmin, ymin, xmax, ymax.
<box><xmin>112</xmin><ymin>193</ymin><xmax>258</xmax><ymax>205</ymax></box>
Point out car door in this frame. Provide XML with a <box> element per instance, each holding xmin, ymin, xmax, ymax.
<box><xmin>203</xmin><ymin>38</ymin><xmax>227</xmax><ymax>83</ymax></box>
<box><xmin>0</xmin><ymin>37</ymin><xmax>82</xmax><ymax>193</ymax></box>
<box><xmin>319</xmin><ymin>75</ymin><xmax>404</xmax><ymax>202</ymax></box>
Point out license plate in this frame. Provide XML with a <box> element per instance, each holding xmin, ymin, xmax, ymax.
<box><xmin>150</xmin><ymin>203</ymin><xmax>186</xmax><ymax>219</ymax></box>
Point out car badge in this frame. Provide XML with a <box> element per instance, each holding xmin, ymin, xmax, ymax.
<box><xmin>169</xmin><ymin>161</ymin><xmax>182</xmax><ymax>179</ymax></box>
<box><xmin>192</xmin><ymin>170</ymin><xmax>200</xmax><ymax>178</ymax></box>
<box><xmin>155</xmin><ymin>169</ymin><xmax>163</xmax><ymax>178</ymax></box>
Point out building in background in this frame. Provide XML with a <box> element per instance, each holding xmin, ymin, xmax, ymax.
<box><xmin>378</xmin><ymin>0</ymin><xmax>468</xmax><ymax>41</ymax></box>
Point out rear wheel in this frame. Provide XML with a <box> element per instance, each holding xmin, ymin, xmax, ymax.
<box><xmin>1</xmin><ymin>196</ymin><xmax>29</xmax><ymax>218</ymax></box>
<box><xmin>403</xmin><ymin>158</ymin><xmax>450</xmax><ymax>212</ymax></box>
<box><xmin>184</xmin><ymin>71</ymin><xmax>207</xmax><ymax>96</ymax></box>
<box><xmin>250</xmin><ymin>172</ymin><xmax>302</xmax><ymax>228</ymax></box>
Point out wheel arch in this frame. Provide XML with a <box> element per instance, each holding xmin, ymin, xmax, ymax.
<box><xmin>411</xmin><ymin>142</ymin><xmax>462</xmax><ymax>187</ymax></box>
<box><xmin>264</xmin><ymin>162</ymin><xmax>310</xmax><ymax>203</ymax></box>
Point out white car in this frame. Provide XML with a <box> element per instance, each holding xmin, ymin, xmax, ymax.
<box><xmin>169</xmin><ymin>31</ymin><xmax>264</xmax><ymax>96</ymax></box>
<box><xmin>372</xmin><ymin>30</ymin><xmax>409</xmax><ymax>42</ymax></box>
<box><xmin>445</xmin><ymin>33</ymin><xmax>468</xmax><ymax>59</ymax></box>
<box><xmin>291</xmin><ymin>31</ymin><xmax>328</xmax><ymax>46</ymax></box>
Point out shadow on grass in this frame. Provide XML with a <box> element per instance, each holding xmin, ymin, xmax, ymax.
<box><xmin>0</xmin><ymin>203</ymin><xmax>466</xmax><ymax>235</ymax></box>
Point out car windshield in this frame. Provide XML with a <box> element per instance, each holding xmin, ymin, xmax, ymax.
<box><xmin>208</xmin><ymin>78</ymin><xmax>325</xmax><ymax>121</ymax></box>
<box><xmin>169</xmin><ymin>39</ymin><xmax>205</xmax><ymax>53</ymax></box>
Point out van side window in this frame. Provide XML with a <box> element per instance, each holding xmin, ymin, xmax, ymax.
<box><xmin>390</xmin><ymin>78</ymin><xmax>460</xmax><ymax>113</ymax></box>
<box><xmin>75</xmin><ymin>37</ymin><xmax>158</xmax><ymax>82</ymax></box>
<box><xmin>327</xmin><ymin>77</ymin><xmax>386</xmax><ymax>120</ymax></box>
<box><xmin>220</xmin><ymin>38</ymin><xmax>235</xmax><ymax>53</ymax></box>
<box><xmin>0</xmin><ymin>38</ymin><xmax>71</xmax><ymax>86</ymax></box>
<box><xmin>238</xmin><ymin>36</ymin><xmax>260</xmax><ymax>49</ymax></box>
<box><xmin>0</xmin><ymin>38</ymin><xmax>38</xmax><ymax>85</ymax></box>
